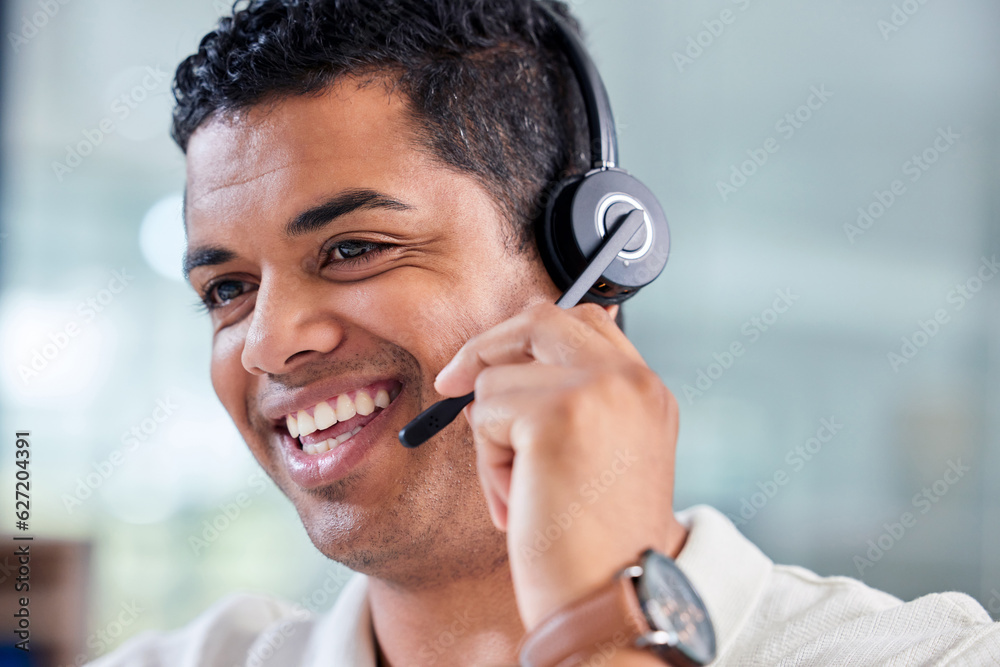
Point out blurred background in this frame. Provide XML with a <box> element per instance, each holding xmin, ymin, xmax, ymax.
<box><xmin>1</xmin><ymin>0</ymin><xmax>998</xmax><ymax>662</ymax></box>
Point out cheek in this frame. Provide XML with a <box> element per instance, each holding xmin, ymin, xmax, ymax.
<box><xmin>360</xmin><ymin>252</ymin><xmax>550</xmax><ymax>377</ymax></box>
<box><xmin>359</xmin><ymin>277</ymin><xmax>485</xmax><ymax>378</ymax></box>
<box><xmin>210</xmin><ymin>324</ymin><xmax>251</xmax><ymax>423</ymax></box>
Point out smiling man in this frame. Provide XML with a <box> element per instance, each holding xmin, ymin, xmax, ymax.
<box><xmin>90</xmin><ymin>1</ymin><xmax>1000</xmax><ymax>666</ymax></box>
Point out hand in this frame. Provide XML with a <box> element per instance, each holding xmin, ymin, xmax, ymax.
<box><xmin>434</xmin><ymin>302</ymin><xmax>687</xmax><ymax>629</ymax></box>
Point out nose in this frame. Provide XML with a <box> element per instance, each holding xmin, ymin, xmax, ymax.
<box><xmin>241</xmin><ymin>272</ymin><xmax>345</xmax><ymax>375</ymax></box>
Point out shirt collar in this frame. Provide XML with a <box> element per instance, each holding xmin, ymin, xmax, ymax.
<box><xmin>307</xmin><ymin>571</ymin><xmax>376</xmax><ymax>667</ymax></box>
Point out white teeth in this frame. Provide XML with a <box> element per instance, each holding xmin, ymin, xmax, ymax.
<box><xmin>313</xmin><ymin>401</ymin><xmax>337</xmax><ymax>430</ymax></box>
<box><xmin>302</xmin><ymin>426</ymin><xmax>365</xmax><ymax>456</ymax></box>
<box><xmin>335</xmin><ymin>426</ymin><xmax>364</xmax><ymax>446</ymax></box>
<box><xmin>336</xmin><ymin>393</ymin><xmax>357</xmax><ymax>421</ymax></box>
<box><xmin>289</xmin><ymin>385</ymin><xmax>397</xmax><ymax>445</ymax></box>
<box><xmin>286</xmin><ymin>414</ymin><xmax>300</xmax><ymax>438</ymax></box>
<box><xmin>297</xmin><ymin>410</ymin><xmax>317</xmax><ymax>437</ymax></box>
<box><xmin>355</xmin><ymin>390</ymin><xmax>375</xmax><ymax>416</ymax></box>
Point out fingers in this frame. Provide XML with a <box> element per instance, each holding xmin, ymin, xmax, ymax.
<box><xmin>473</xmin><ymin>362</ymin><xmax>577</xmax><ymax>398</ymax></box>
<box><xmin>476</xmin><ymin>436</ymin><xmax>512</xmax><ymax>530</ymax></box>
<box><xmin>435</xmin><ymin>303</ymin><xmax>642</xmax><ymax>397</ymax></box>
<box><xmin>466</xmin><ymin>390</ymin><xmax>542</xmax><ymax>532</ymax></box>
<box><xmin>436</xmin><ymin>302</ymin><xmax>656</xmax><ymax>537</ymax></box>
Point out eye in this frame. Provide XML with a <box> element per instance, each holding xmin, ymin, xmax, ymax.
<box><xmin>198</xmin><ymin>278</ymin><xmax>256</xmax><ymax>311</ymax></box>
<box><xmin>325</xmin><ymin>240</ymin><xmax>391</xmax><ymax>265</ymax></box>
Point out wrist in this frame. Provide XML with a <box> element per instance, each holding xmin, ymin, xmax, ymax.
<box><xmin>518</xmin><ymin>546</ymin><xmax>715</xmax><ymax>667</ymax></box>
<box><xmin>664</xmin><ymin>520</ymin><xmax>688</xmax><ymax>560</ymax></box>
<box><xmin>520</xmin><ymin>519</ymin><xmax>689</xmax><ymax>630</ymax></box>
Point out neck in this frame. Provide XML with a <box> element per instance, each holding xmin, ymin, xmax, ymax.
<box><xmin>369</xmin><ymin>560</ymin><xmax>526</xmax><ymax>667</ymax></box>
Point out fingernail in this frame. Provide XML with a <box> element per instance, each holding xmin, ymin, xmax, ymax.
<box><xmin>437</xmin><ymin>357</ymin><xmax>457</xmax><ymax>380</ymax></box>
<box><xmin>434</xmin><ymin>365</ymin><xmax>453</xmax><ymax>391</ymax></box>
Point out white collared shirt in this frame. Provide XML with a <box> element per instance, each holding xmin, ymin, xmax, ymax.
<box><xmin>89</xmin><ymin>505</ymin><xmax>1000</xmax><ymax>666</ymax></box>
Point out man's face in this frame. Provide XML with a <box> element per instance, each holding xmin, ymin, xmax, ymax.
<box><xmin>183</xmin><ymin>78</ymin><xmax>560</xmax><ymax>581</ymax></box>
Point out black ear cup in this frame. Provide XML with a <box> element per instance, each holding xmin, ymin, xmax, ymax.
<box><xmin>537</xmin><ymin>168</ymin><xmax>670</xmax><ymax>305</ymax></box>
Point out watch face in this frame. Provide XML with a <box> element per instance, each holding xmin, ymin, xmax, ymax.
<box><xmin>635</xmin><ymin>550</ymin><xmax>716</xmax><ymax>665</ymax></box>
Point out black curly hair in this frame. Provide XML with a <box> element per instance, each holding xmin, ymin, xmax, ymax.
<box><xmin>172</xmin><ymin>0</ymin><xmax>592</xmax><ymax>254</ymax></box>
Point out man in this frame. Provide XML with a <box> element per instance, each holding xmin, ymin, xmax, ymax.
<box><xmin>93</xmin><ymin>1</ymin><xmax>999</xmax><ymax>665</ymax></box>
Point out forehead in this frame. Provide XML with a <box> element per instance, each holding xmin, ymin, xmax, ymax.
<box><xmin>184</xmin><ymin>78</ymin><xmax>428</xmax><ymax>234</ymax></box>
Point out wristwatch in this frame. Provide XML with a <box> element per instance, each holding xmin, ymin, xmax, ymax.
<box><xmin>518</xmin><ymin>548</ymin><xmax>716</xmax><ymax>667</ymax></box>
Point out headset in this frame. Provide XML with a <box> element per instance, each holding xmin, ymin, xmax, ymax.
<box><xmin>534</xmin><ymin>1</ymin><xmax>670</xmax><ymax>305</ymax></box>
<box><xmin>399</xmin><ymin>2</ymin><xmax>670</xmax><ymax>447</ymax></box>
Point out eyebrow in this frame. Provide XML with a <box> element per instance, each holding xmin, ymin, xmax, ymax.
<box><xmin>285</xmin><ymin>188</ymin><xmax>412</xmax><ymax>237</ymax></box>
<box><xmin>182</xmin><ymin>188</ymin><xmax>413</xmax><ymax>280</ymax></box>
<box><xmin>182</xmin><ymin>246</ymin><xmax>236</xmax><ymax>281</ymax></box>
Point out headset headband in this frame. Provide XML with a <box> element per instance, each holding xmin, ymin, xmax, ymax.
<box><xmin>539</xmin><ymin>4</ymin><xmax>618</xmax><ymax>170</ymax></box>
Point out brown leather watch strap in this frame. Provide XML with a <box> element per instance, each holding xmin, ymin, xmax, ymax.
<box><xmin>518</xmin><ymin>568</ymin><xmax>650</xmax><ymax>667</ymax></box>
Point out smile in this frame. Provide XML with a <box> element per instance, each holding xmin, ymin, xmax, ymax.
<box><xmin>283</xmin><ymin>382</ymin><xmax>402</xmax><ymax>455</ymax></box>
